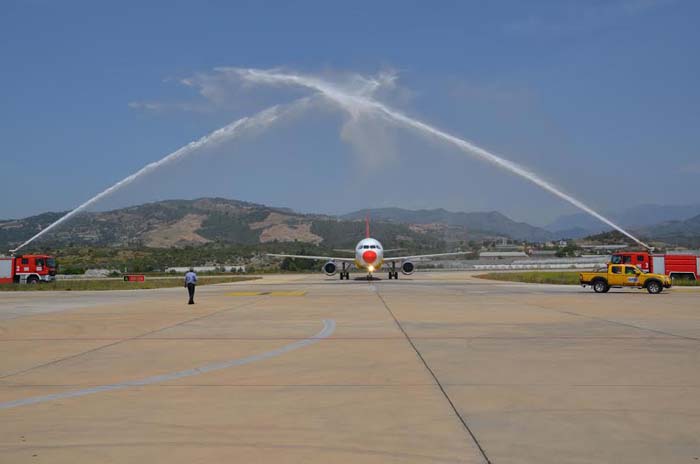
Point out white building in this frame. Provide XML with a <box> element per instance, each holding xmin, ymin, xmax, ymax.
<box><xmin>165</xmin><ymin>265</ymin><xmax>246</xmax><ymax>273</ymax></box>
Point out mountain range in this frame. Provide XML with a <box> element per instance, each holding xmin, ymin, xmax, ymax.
<box><xmin>1</xmin><ymin>198</ymin><xmax>699</xmax><ymax>251</ymax></box>
<box><xmin>0</xmin><ymin>198</ymin><xmax>447</xmax><ymax>251</ymax></box>
<box><xmin>546</xmin><ymin>203</ymin><xmax>700</xmax><ymax>238</ymax></box>
<box><xmin>341</xmin><ymin>208</ymin><xmax>553</xmax><ymax>242</ymax></box>
<box><xmin>636</xmin><ymin>214</ymin><xmax>700</xmax><ymax>248</ymax></box>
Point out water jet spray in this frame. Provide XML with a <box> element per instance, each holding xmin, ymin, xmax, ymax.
<box><xmin>11</xmin><ymin>68</ymin><xmax>652</xmax><ymax>253</ymax></box>
<box><xmin>10</xmin><ymin>97</ymin><xmax>311</xmax><ymax>253</ymax></box>
<box><xmin>228</xmin><ymin>67</ymin><xmax>652</xmax><ymax>251</ymax></box>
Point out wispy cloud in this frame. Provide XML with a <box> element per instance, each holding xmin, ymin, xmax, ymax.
<box><xmin>129</xmin><ymin>66</ymin><xmax>414</xmax><ymax>115</ymax></box>
<box><xmin>128</xmin><ymin>71</ymin><xmax>249</xmax><ymax>113</ymax></box>
<box><xmin>128</xmin><ymin>67</ymin><xmax>411</xmax><ymax>171</ymax></box>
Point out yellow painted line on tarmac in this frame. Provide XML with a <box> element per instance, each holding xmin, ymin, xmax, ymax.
<box><xmin>269</xmin><ymin>291</ymin><xmax>307</xmax><ymax>296</ymax></box>
<box><xmin>225</xmin><ymin>291</ymin><xmax>307</xmax><ymax>297</ymax></box>
<box><xmin>225</xmin><ymin>291</ymin><xmax>265</xmax><ymax>297</ymax></box>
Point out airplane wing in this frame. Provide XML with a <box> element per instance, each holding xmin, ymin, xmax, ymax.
<box><xmin>383</xmin><ymin>251</ymin><xmax>470</xmax><ymax>261</ymax></box>
<box><xmin>334</xmin><ymin>248</ymin><xmax>403</xmax><ymax>253</ymax></box>
<box><xmin>267</xmin><ymin>253</ymin><xmax>356</xmax><ymax>262</ymax></box>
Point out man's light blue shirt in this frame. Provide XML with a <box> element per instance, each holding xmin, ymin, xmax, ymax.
<box><xmin>185</xmin><ymin>271</ymin><xmax>197</xmax><ymax>284</ymax></box>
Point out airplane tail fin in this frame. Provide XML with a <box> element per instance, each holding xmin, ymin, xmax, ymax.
<box><xmin>365</xmin><ymin>215</ymin><xmax>370</xmax><ymax>239</ymax></box>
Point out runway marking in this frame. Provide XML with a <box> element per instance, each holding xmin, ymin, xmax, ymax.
<box><xmin>0</xmin><ymin>319</ymin><xmax>335</xmax><ymax>410</ymax></box>
<box><xmin>375</xmin><ymin>291</ymin><xmax>492</xmax><ymax>464</ymax></box>
<box><xmin>225</xmin><ymin>291</ymin><xmax>306</xmax><ymax>297</ymax></box>
<box><xmin>0</xmin><ymin>299</ymin><xmax>266</xmax><ymax>381</ymax></box>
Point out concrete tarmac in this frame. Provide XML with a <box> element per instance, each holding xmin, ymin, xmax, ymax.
<box><xmin>1</xmin><ymin>272</ymin><xmax>699</xmax><ymax>463</ymax></box>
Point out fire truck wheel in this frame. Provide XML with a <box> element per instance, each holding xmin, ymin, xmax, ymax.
<box><xmin>26</xmin><ymin>276</ymin><xmax>40</xmax><ymax>285</ymax></box>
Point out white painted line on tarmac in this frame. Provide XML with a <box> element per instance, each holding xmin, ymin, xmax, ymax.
<box><xmin>0</xmin><ymin>319</ymin><xmax>336</xmax><ymax>410</ymax></box>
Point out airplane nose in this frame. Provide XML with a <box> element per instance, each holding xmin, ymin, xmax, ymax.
<box><xmin>362</xmin><ymin>250</ymin><xmax>377</xmax><ymax>263</ymax></box>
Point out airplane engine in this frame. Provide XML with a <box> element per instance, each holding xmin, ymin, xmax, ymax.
<box><xmin>323</xmin><ymin>261</ymin><xmax>337</xmax><ymax>276</ymax></box>
<box><xmin>401</xmin><ymin>261</ymin><xmax>415</xmax><ymax>275</ymax></box>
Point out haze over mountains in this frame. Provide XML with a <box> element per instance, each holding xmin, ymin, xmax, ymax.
<box><xmin>1</xmin><ymin>198</ymin><xmax>699</xmax><ymax>251</ymax></box>
<box><xmin>341</xmin><ymin>208</ymin><xmax>553</xmax><ymax>242</ymax></box>
<box><xmin>545</xmin><ymin>204</ymin><xmax>700</xmax><ymax>238</ymax></box>
<box><xmin>636</xmin><ymin>215</ymin><xmax>700</xmax><ymax>248</ymax></box>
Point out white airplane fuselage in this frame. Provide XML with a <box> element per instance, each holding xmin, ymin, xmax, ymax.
<box><xmin>354</xmin><ymin>237</ymin><xmax>384</xmax><ymax>274</ymax></box>
<box><xmin>355</xmin><ymin>238</ymin><xmax>384</xmax><ymax>274</ymax></box>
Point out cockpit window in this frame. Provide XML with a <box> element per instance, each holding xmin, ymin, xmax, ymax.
<box><xmin>363</xmin><ymin>245</ymin><xmax>369</xmax><ymax>249</ymax></box>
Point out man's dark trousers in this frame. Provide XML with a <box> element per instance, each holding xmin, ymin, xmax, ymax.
<box><xmin>187</xmin><ymin>283</ymin><xmax>196</xmax><ymax>304</ymax></box>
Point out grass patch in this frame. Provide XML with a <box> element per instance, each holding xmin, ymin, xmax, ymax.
<box><xmin>671</xmin><ymin>279</ymin><xmax>700</xmax><ymax>286</ymax></box>
<box><xmin>475</xmin><ymin>271</ymin><xmax>581</xmax><ymax>285</ymax></box>
<box><xmin>0</xmin><ymin>276</ymin><xmax>259</xmax><ymax>291</ymax></box>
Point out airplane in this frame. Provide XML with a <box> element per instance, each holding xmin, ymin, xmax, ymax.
<box><xmin>267</xmin><ymin>217</ymin><xmax>468</xmax><ymax>280</ymax></box>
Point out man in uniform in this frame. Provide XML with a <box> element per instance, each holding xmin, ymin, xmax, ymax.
<box><xmin>184</xmin><ymin>267</ymin><xmax>197</xmax><ymax>305</ymax></box>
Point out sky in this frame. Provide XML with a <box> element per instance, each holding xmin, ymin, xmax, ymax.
<box><xmin>1</xmin><ymin>0</ymin><xmax>698</xmax><ymax>227</ymax></box>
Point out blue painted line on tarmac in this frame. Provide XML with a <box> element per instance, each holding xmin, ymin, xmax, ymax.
<box><xmin>0</xmin><ymin>319</ymin><xmax>335</xmax><ymax>410</ymax></box>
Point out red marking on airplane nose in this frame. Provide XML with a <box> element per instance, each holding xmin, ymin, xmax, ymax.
<box><xmin>362</xmin><ymin>250</ymin><xmax>377</xmax><ymax>263</ymax></box>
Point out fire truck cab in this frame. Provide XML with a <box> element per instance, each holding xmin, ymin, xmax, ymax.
<box><xmin>610</xmin><ymin>252</ymin><xmax>652</xmax><ymax>272</ymax></box>
<box><xmin>0</xmin><ymin>254</ymin><xmax>57</xmax><ymax>284</ymax></box>
<box><xmin>611</xmin><ymin>251</ymin><xmax>699</xmax><ymax>281</ymax></box>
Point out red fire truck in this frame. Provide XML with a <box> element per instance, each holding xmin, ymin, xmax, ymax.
<box><xmin>0</xmin><ymin>254</ymin><xmax>58</xmax><ymax>284</ymax></box>
<box><xmin>611</xmin><ymin>251</ymin><xmax>700</xmax><ymax>281</ymax></box>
